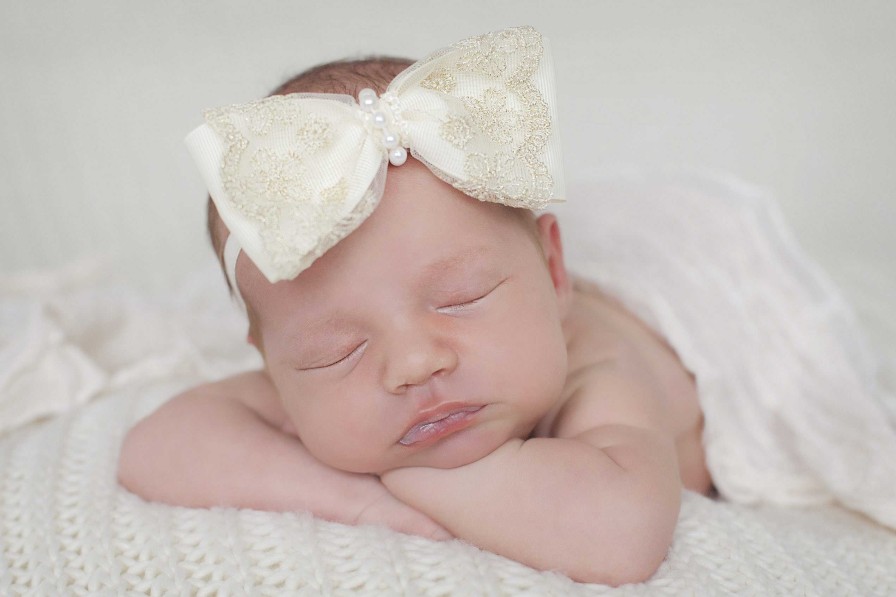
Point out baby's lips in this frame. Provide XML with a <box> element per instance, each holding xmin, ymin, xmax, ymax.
<box><xmin>399</xmin><ymin>406</ymin><xmax>483</xmax><ymax>446</ymax></box>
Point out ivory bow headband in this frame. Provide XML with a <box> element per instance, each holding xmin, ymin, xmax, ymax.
<box><xmin>185</xmin><ymin>26</ymin><xmax>565</xmax><ymax>298</ymax></box>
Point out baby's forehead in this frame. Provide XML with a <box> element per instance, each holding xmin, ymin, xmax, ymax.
<box><xmin>248</xmin><ymin>209</ymin><xmax>535</xmax><ymax>298</ymax></box>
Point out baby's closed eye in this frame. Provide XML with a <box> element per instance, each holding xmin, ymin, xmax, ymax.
<box><xmin>299</xmin><ymin>340</ymin><xmax>368</xmax><ymax>371</ymax></box>
<box><xmin>435</xmin><ymin>279</ymin><xmax>506</xmax><ymax>314</ymax></box>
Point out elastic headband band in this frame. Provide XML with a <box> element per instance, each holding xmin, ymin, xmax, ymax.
<box><xmin>223</xmin><ymin>233</ymin><xmax>245</xmax><ymax>310</ymax></box>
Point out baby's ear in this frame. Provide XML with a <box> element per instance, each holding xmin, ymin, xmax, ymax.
<box><xmin>246</xmin><ymin>317</ymin><xmax>262</xmax><ymax>350</ymax></box>
<box><xmin>535</xmin><ymin>213</ymin><xmax>573</xmax><ymax>318</ymax></box>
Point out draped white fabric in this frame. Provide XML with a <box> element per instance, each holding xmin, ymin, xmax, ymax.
<box><xmin>559</xmin><ymin>171</ymin><xmax>896</xmax><ymax>528</ymax></box>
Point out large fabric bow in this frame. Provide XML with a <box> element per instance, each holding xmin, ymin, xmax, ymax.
<box><xmin>185</xmin><ymin>26</ymin><xmax>564</xmax><ymax>285</ymax></box>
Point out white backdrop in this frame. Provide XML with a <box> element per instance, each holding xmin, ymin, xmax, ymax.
<box><xmin>1</xmin><ymin>1</ymin><xmax>893</xmax><ymax>309</ymax></box>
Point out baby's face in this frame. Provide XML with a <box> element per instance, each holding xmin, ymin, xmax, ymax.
<box><xmin>239</xmin><ymin>159</ymin><xmax>571</xmax><ymax>474</ymax></box>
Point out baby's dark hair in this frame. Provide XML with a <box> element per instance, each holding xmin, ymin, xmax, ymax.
<box><xmin>206</xmin><ymin>56</ymin><xmax>416</xmax><ymax>284</ymax></box>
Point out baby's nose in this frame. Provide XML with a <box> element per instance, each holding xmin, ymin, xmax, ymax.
<box><xmin>382</xmin><ymin>328</ymin><xmax>458</xmax><ymax>394</ymax></box>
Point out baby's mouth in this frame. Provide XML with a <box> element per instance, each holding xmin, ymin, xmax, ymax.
<box><xmin>399</xmin><ymin>405</ymin><xmax>483</xmax><ymax>446</ymax></box>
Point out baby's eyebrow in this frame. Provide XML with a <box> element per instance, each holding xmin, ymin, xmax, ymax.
<box><xmin>286</xmin><ymin>315</ymin><xmax>354</xmax><ymax>354</ymax></box>
<box><xmin>419</xmin><ymin>245</ymin><xmax>493</xmax><ymax>283</ymax></box>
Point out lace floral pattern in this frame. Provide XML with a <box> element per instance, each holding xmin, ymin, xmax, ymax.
<box><xmin>439</xmin><ymin>114</ymin><xmax>475</xmax><ymax>150</ymax></box>
<box><xmin>412</xmin><ymin>26</ymin><xmax>555</xmax><ymax>208</ymax></box>
<box><xmin>420</xmin><ymin>67</ymin><xmax>456</xmax><ymax>95</ymax></box>
<box><xmin>204</xmin><ymin>96</ymin><xmax>376</xmax><ymax>280</ymax></box>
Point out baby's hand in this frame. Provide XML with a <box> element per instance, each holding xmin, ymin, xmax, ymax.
<box><xmin>352</xmin><ymin>479</ymin><xmax>452</xmax><ymax>540</ymax></box>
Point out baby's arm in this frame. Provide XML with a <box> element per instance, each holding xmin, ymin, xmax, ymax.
<box><xmin>118</xmin><ymin>371</ymin><xmax>449</xmax><ymax>539</ymax></box>
<box><xmin>381</xmin><ymin>364</ymin><xmax>681</xmax><ymax>585</ymax></box>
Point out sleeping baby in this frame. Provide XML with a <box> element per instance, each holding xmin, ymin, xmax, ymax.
<box><xmin>119</xmin><ymin>26</ymin><xmax>750</xmax><ymax>586</ymax></box>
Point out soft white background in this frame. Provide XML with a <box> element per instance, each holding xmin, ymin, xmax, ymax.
<box><xmin>1</xmin><ymin>1</ymin><xmax>893</xmax><ymax>314</ymax></box>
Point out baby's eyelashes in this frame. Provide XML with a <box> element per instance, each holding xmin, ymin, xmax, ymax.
<box><xmin>298</xmin><ymin>340</ymin><xmax>368</xmax><ymax>371</ymax></box>
<box><xmin>436</xmin><ymin>295</ymin><xmax>487</xmax><ymax>314</ymax></box>
<box><xmin>435</xmin><ymin>279</ymin><xmax>506</xmax><ymax>314</ymax></box>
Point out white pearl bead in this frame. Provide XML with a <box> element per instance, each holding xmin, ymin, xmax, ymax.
<box><xmin>383</xmin><ymin>132</ymin><xmax>399</xmax><ymax>149</ymax></box>
<box><xmin>358</xmin><ymin>88</ymin><xmax>378</xmax><ymax>111</ymax></box>
<box><xmin>389</xmin><ymin>146</ymin><xmax>408</xmax><ymax>166</ymax></box>
<box><xmin>372</xmin><ymin>112</ymin><xmax>387</xmax><ymax>128</ymax></box>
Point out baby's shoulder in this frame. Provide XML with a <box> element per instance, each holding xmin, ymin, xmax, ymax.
<box><xmin>565</xmin><ymin>273</ymin><xmax>689</xmax><ymax>389</ymax></box>
<box><xmin>562</xmin><ymin>275</ymin><xmax>643</xmax><ymax>374</ymax></box>
<box><xmin>555</xmin><ymin>274</ymin><xmax>702</xmax><ymax>436</ymax></box>
<box><xmin>190</xmin><ymin>370</ymin><xmax>289</xmax><ymax>431</ymax></box>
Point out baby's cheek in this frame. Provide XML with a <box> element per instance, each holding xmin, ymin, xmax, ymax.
<box><xmin>524</xmin><ymin>326</ymin><xmax>568</xmax><ymax>407</ymax></box>
<box><xmin>491</xmin><ymin>323</ymin><xmax>566</xmax><ymax>416</ymax></box>
<box><xmin>294</xmin><ymin>401</ymin><xmax>386</xmax><ymax>473</ymax></box>
<box><xmin>503</xmin><ymin>299</ymin><xmax>566</xmax><ymax>376</ymax></box>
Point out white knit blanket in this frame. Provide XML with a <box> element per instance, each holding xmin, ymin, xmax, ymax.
<box><xmin>2</xmin><ymin>173</ymin><xmax>895</xmax><ymax>594</ymax></box>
